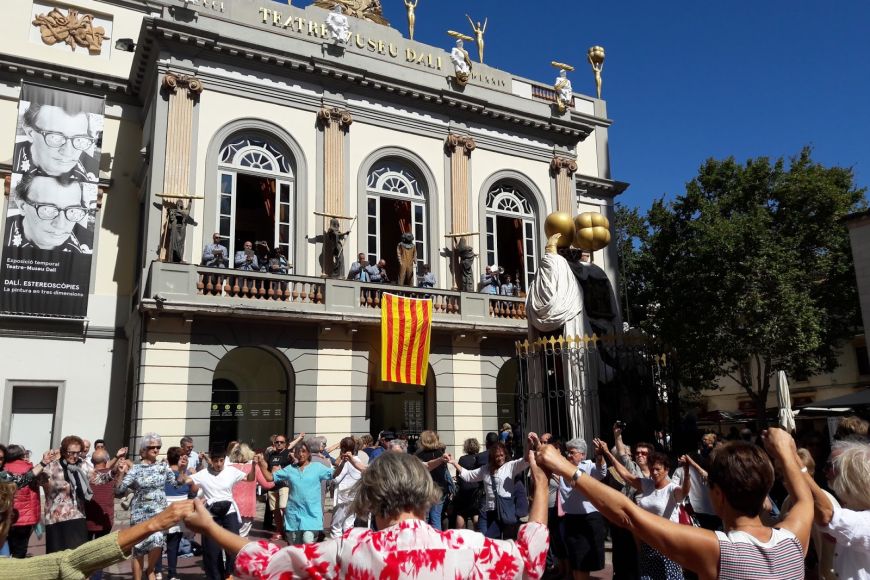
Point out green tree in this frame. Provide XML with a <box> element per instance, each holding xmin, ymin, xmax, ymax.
<box><xmin>639</xmin><ymin>148</ymin><xmax>866</xmax><ymax>421</ymax></box>
<box><xmin>613</xmin><ymin>203</ymin><xmax>648</xmax><ymax>326</ymax></box>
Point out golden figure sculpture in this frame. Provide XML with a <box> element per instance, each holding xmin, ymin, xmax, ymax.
<box><xmin>587</xmin><ymin>46</ymin><xmax>606</xmax><ymax>99</ymax></box>
<box><xmin>465</xmin><ymin>14</ymin><xmax>487</xmax><ymax>63</ymax></box>
<box><xmin>405</xmin><ymin>0</ymin><xmax>418</xmax><ymax>41</ymax></box>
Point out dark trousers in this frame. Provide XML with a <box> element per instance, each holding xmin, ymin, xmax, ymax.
<box><xmin>7</xmin><ymin>525</ymin><xmax>33</xmax><ymax>558</ymax></box>
<box><xmin>478</xmin><ymin>509</ymin><xmax>518</xmax><ymax>540</ymax></box>
<box><xmin>154</xmin><ymin>531</ymin><xmax>182</xmax><ymax>577</ymax></box>
<box><xmin>610</xmin><ymin>523</ymin><xmax>639</xmax><ymax>579</ymax></box>
<box><xmin>202</xmin><ymin>513</ymin><xmax>241</xmax><ymax>579</ymax></box>
<box><xmin>46</xmin><ymin>519</ymin><xmax>88</xmax><ymax>553</ymax></box>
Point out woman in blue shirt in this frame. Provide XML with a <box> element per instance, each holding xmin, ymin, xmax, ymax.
<box><xmin>257</xmin><ymin>441</ymin><xmax>334</xmax><ymax>544</ymax></box>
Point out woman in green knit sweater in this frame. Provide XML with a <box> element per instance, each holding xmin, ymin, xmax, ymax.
<box><xmin>0</xmin><ymin>481</ymin><xmax>194</xmax><ymax>579</ymax></box>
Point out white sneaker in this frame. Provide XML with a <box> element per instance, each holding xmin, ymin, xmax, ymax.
<box><xmin>154</xmin><ymin>574</ymin><xmax>163</xmax><ymax>580</ymax></box>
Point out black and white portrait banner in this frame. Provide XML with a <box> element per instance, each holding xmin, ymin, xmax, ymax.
<box><xmin>1</xmin><ymin>83</ymin><xmax>104</xmax><ymax>317</ymax></box>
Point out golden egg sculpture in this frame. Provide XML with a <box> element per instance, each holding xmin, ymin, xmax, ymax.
<box><xmin>574</xmin><ymin>212</ymin><xmax>611</xmax><ymax>251</ymax></box>
<box><xmin>543</xmin><ymin>212</ymin><xmax>576</xmax><ymax>248</ymax></box>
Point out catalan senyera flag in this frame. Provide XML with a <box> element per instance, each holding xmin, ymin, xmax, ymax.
<box><xmin>381</xmin><ymin>293</ymin><xmax>433</xmax><ymax>385</ymax></box>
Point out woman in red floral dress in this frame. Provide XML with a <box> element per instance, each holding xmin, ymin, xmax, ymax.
<box><xmin>185</xmin><ymin>436</ymin><xmax>551</xmax><ymax>579</ymax></box>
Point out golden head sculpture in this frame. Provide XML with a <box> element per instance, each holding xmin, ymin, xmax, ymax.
<box><xmin>574</xmin><ymin>211</ymin><xmax>611</xmax><ymax>251</ymax></box>
<box><xmin>544</xmin><ymin>212</ymin><xmax>576</xmax><ymax>249</ymax></box>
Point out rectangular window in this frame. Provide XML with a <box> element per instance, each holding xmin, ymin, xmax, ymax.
<box><xmin>366</xmin><ymin>195</ymin><xmax>379</xmax><ymax>267</ymax></box>
<box><xmin>217</xmin><ymin>171</ymin><xmax>236</xmax><ymax>265</ymax></box>
<box><xmin>275</xmin><ymin>180</ymin><xmax>293</xmax><ymax>272</ymax></box>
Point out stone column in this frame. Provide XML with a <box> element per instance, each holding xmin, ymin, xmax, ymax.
<box><xmin>551</xmin><ymin>155</ymin><xmax>579</xmax><ymax>214</ymax></box>
<box><xmin>445</xmin><ymin>134</ymin><xmax>476</xmax><ymax>290</ymax></box>
<box><xmin>159</xmin><ymin>73</ymin><xmax>203</xmax><ymax>260</ymax></box>
<box><xmin>317</xmin><ymin>107</ymin><xmax>353</xmax><ymax>225</ymax></box>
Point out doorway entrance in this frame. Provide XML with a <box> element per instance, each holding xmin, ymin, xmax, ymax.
<box><xmin>484</xmin><ymin>184</ymin><xmax>537</xmax><ymax>295</ymax></box>
<box><xmin>209</xmin><ymin>347</ymin><xmax>293</xmax><ymax>451</ymax></box>
<box><xmin>368</xmin><ymin>360</ymin><xmax>436</xmax><ymax>449</ymax></box>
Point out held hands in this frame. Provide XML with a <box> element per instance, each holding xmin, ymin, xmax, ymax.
<box><xmin>678</xmin><ymin>454</ymin><xmax>691</xmax><ymax>469</ymax></box>
<box><xmin>184</xmin><ymin>498</ymin><xmax>216</xmax><ymax>533</ymax></box>
<box><xmin>42</xmin><ymin>449</ymin><xmax>60</xmax><ymax>464</ymax></box>
<box><xmin>115</xmin><ymin>447</ymin><xmax>129</xmax><ymax>459</ymax></box>
<box><xmin>527</xmin><ymin>432</ymin><xmax>541</xmax><ymax>451</ymax></box>
<box><xmin>535</xmin><ymin>444</ymin><xmax>570</xmax><ymax>476</ymax></box>
<box><xmin>154</xmin><ymin>500</ymin><xmax>195</xmax><ymax>529</ymax></box>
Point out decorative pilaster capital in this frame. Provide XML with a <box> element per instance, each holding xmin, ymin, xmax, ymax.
<box><xmin>444</xmin><ymin>134</ymin><xmax>476</xmax><ymax>156</ymax></box>
<box><xmin>162</xmin><ymin>73</ymin><xmax>204</xmax><ymax>98</ymax></box>
<box><xmin>317</xmin><ymin>107</ymin><xmax>353</xmax><ymax>130</ymax></box>
<box><xmin>550</xmin><ymin>155</ymin><xmax>578</xmax><ymax>176</ymax></box>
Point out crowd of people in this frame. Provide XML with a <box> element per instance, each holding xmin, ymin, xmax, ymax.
<box><xmin>0</xmin><ymin>416</ymin><xmax>867</xmax><ymax>579</ymax></box>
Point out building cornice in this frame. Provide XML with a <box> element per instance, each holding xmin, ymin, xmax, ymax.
<box><xmin>574</xmin><ymin>173</ymin><xmax>630</xmax><ymax>199</ymax></box>
<box><xmin>0</xmin><ymin>54</ymin><xmax>132</xmax><ymax>101</ymax></box>
<box><xmin>130</xmin><ymin>16</ymin><xmax>596</xmax><ymax>148</ymax></box>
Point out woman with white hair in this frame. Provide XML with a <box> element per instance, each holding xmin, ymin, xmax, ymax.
<box><xmin>806</xmin><ymin>440</ymin><xmax>870</xmax><ymax>580</ymax></box>
<box><xmin>185</xmin><ymin>438</ymin><xmax>551</xmax><ymax>579</ymax></box>
<box><xmin>115</xmin><ymin>433</ymin><xmax>185</xmax><ymax>580</ymax></box>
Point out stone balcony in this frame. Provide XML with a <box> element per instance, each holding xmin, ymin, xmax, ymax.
<box><xmin>143</xmin><ymin>262</ymin><xmax>528</xmax><ymax>334</ymax></box>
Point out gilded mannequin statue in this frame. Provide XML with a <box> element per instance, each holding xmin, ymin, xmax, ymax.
<box><xmin>397</xmin><ymin>231</ymin><xmax>417</xmax><ymax>286</ymax></box>
<box><xmin>449</xmin><ymin>38</ymin><xmax>472</xmax><ymax>85</ymax></box>
<box><xmin>465</xmin><ymin>14</ymin><xmax>487</xmax><ymax>63</ymax></box>
<box><xmin>554</xmin><ymin>69</ymin><xmax>573</xmax><ymax>113</ymax></box>
<box><xmin>404</xmin><ymin>0</ymin><xmax>418</xmax><ymax>41</ymax></box>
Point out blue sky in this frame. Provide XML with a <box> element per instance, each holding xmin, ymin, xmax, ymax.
<box><xmin>373</xmin><ymin>0</ymin><xmax>870</xmax><ymax>211</ymax></box>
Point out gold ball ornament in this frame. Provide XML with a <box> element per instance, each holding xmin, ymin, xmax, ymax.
<box><xmin>587</xmin><ymin>45</ymin><xmax>606</xmax><ymax>66</ymax></box>
<box><xmin>543</xmin><ymin>212</ymin><xmax>576</xmax><ymax>248</ymax></box>
<box><xmin>574</xmin><ymin>212</ymin><xmax>611</xmax><ymax>251</ymax></box>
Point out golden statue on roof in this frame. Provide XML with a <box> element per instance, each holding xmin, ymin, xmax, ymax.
<box><xmin>313</xmin><ymin>0</ymin><xmax>390</xmax><ymax>26</ymax></box>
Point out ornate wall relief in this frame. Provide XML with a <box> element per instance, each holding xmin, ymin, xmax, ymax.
<box><xmin>30</xmin><ymin>3</ymin><xmax>112</xmax><ymax>57</ymax></box>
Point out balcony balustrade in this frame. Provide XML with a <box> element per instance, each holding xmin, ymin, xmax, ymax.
<box><xmin>145</xmin><ymin>261</ymin><xmax>528</xmax><ymax>333</ymax></box>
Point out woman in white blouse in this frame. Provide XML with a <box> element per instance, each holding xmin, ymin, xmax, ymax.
<box><xmin>451</xmin><ymin>441</ymin><xmax>528</xmax><ymax>539</ymax></box>
<box><xmin>595</xmin><ymin>438</ymin><xmax>690</xmax><ymax>580</ymax></box>
<box><xmin>806</xmin><ymin>440</ymin><xmax>870</xmax><ymax>580</ymax></box>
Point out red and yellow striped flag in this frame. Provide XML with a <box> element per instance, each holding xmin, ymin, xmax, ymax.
<box><xmin>381</xmin><ymin>293</ymin><xmax>433</xmax><ymax>385</ymax></box>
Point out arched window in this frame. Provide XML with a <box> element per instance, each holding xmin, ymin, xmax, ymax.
<box><xmin>484</xmin><ymin>183</ymin><xmax>537</xmax><ymax>294</ymax></box>
<box><xmin>365</xmin><ymin>160</ymin><xmax>427</xmax><ymax>281</ymax></box>
<box><xmin>216</xmin><ymin>134</ymin><xmax>295</xmax><ymax>269</ymax></box>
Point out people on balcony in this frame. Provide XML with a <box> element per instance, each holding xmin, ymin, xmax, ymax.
<box><xmin>348</xmin><ymin>253</ymin><xmax>370</xmax><ymax>282</ymax></box>
<box><xmin>418</xmin><ymin>264</ymin><xmax>436</xmax><ymax>288</ymax></box>
<box><xmin>479</xmin><ymin>265</ymin><xmax>501</xmax><ymax>294</ymax></box>
<box><xmin>266</xmin><ymin>248</ymin><xmax>289</xmax><ymax>275</ymax></box>
<box><xmin>254</xmin><ymin>241</ymin><xmax>271</xmax><ymax>271</ymax></box>
<box><xmin>367</xmin><ymin>259</ymin><xmax>389</xmax><ymax>283</ymax></box>
<box><xmin>500</xmin><ymin>274</ymin><xmax>517</xmax><ymax>296</ymax></box>
<box><xmin>202</xmin><ymin>232</ymin><xmax>229</xmax><ymax>268</ymax></box>
<box><xmin>234</xmin><ymin>241</ymin><xmax>259</xmax><ymax>271</ymax></box>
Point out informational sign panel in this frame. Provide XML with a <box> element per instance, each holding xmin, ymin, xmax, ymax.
<box><xmin>1</xmin><ymin>83</ymin><xmax>103</xmax><ymax>317</ymax></box>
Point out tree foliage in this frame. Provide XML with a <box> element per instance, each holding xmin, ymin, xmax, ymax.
<box><xmin>628</xmin><ymin>148</ymin><xmax>866</xmax><ymax>417</ymax></box>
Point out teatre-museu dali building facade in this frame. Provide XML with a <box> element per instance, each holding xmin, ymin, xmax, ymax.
<box><xmin>0</xmin><ymin>0</ymin><xmax>627</xmax><ymax>456</ymax></box>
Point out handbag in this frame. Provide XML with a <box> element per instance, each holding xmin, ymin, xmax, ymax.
<box><xmin>490</xmin><ymin>474</ymin><xmax>518</xmax><ymax>525</ymax></box>
<box><xmin>678</xmin><ymin>503</ymin><xmax>700</xmax><ymax>527</ymax></box>
<box><xmin>207</xmin><ymin>500</ymin><xmax>232</xmax><ymax>518</ymax></box>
